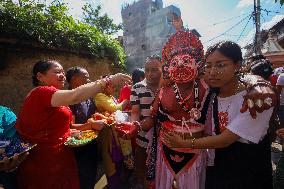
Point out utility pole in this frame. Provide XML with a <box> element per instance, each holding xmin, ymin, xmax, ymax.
<box><xmin>254</xmin><ymin>0</ymin><xmax>261</xmax><ymax>54</ymax></box>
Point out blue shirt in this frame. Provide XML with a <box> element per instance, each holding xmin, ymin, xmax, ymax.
<box><xmin>69</xmin><ymin>99</ymin><xmax>97</xmax><ymax>124</ymax></box>
<box><xmin>0</xmin><ymin>106</ymin><xmax>17</xmax><ymax>140</ymax></box>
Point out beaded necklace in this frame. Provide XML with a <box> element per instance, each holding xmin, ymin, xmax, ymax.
<box><xmin>173</xmin><ymin>81</ymin><xmax>201</xmax><ymax>120</ymax></box>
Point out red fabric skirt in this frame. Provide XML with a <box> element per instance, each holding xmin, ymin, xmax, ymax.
<box><xmin>16</xmin><ymin>143</ymin><xmax>80</xmax><ymax>189</ymax></box>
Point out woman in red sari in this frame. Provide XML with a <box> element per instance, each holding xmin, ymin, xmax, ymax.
<box><xmin>15</xmin><ymin>60</ymin><xmax>131</xmax><ymax>189</ymax></box>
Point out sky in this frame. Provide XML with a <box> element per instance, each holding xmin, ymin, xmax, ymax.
<box><xmin>42</xmin><ymin>0</ymin><xmax>284</xmax><ymax>50</ymax></box>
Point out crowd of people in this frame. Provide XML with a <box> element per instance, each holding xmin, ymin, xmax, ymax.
<box><xmin>0</xmin><ymin>18</ymin><xmax>284</xmax><ymax>189</ymax></box>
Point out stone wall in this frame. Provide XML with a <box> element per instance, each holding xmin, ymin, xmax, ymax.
<box><xmin>0</xmin><ymin>48</ymin><xmax>119</xmax><ymax>114</ymax></box>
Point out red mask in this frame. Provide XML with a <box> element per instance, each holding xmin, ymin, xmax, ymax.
<box><xmin>168</xmin><ymin>54</ymin><xmax>197</xmax><ymax>83</ymax></box>
<box><xmin>162</xmin><ymin>30</ymin><xmax>204</xmax><ymax>81</ymax></box>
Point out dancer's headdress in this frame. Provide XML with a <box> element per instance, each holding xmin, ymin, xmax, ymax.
<box><xmin>162</xmin><ymin>30</ymin><xmax>204</xmax><ymax>80</ymax></box>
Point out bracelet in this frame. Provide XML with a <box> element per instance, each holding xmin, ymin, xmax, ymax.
<box><xmin>97</xmin><ymin>77</ymin><xmax>112</xmax><ymax>92</ymax></box>
<box><xmin>97</xmin><ymin>80</ymin><xmax>105</xmax><ymax>92</ymax></box>
<box><xmin>104</xmin><ymin>77</ymin><xmax>112</xmax><ymax>87</ymax></box>
<box><xmin>191</xmin><ymin>137</ymin><xmax>196</xmax><ymax>149</ymax></box>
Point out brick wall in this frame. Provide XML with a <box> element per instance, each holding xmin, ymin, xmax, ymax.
<box><xmin>0</xmin><ymin>49</ymin><xmax>119</xmax><ymax>114</ymax></box>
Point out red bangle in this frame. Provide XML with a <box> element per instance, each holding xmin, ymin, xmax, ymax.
<box><xmin>97</xmin><ymin>77</ymin><xmax>112</xmax><ymax>91</ymax></box>
<box><xmin>104</xmin><ymin>77</ymin><xmax>112</xmax><ymax>88</ymax></box>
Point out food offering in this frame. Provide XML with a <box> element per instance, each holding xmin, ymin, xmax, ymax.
<box><xmin>115</xmin><ymin>121</ymin><xmax>138</xmax><ymax>169</ymax></box>
<box><xmin>90</xmin><ymin>111</ymin><xmax>139</xmax><ymax>169</ymax></box>
<box><xmin>91</xmin><ymin>111</ymin><xmax>138</xmax><ymax>136</ymax></box>
<box><xmin>114</xmin><ymin>122</ymin><xmax>138</xmax><ymax>138</ymax></box>
<box><xmin>91</xmin><ymin>112</ymin><xmax>115</xmax><ymax>126</ymax></box>
<box><xmin>0</xmin><ymin>136</ymin><xmax>36</xmax><ymax>162</ymax></box>
<box><xmin>64</xmin><ymin>130</ymin><xmax>98</xmax><ymax>147</ymax></box>
<box><xmin>115</xmin><ymin>111</ymin><xmax>138</xmax><ymax>169</ymax></box>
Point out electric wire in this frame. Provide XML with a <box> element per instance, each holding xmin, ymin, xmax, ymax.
<box><xmin>237</xmin><ymin>13</ymin><xmax>253</xmax><ymax>41</ymax></box>
<box><xmin>204</xmin><ymin>13</ymin><xmax>252</xmax><ymax>44</ymax></box>
<box><xmin>195</xmin><ymin>12</ymin><xmax>252</xmax><ymax>30</ymax></box>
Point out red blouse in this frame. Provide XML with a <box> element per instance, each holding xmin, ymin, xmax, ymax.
<box><xmin>16</xmin><ymin>86</ymin><xmax>79</xmax><ymax>189</ymax></box>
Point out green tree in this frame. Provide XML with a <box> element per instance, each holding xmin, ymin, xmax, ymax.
<box><xmin>0</xmin><ymin>0</ymin><xmax>126</xmax><ymax>68</ymax></box>
<box><xmin>82</xmin><ymin>3</ymin><xmax>122</xmax><ymax>35</ymax></box>
<box><xmin>275</xmin><ymin>0</ymin><xmax>284</xmax><ymax>5</ymax></box>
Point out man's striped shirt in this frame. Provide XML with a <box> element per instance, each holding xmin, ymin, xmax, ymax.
<box><xmin>130</xmin><ymin>79</ymin><xmax>155</xmax><ymax>148</ymax></box>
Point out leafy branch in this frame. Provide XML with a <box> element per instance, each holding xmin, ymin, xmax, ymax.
<box><xmin>275</xmin><ymin>0</ymin><xmax>284</xmax><ymax>6</ymax></box>
<box><xmin>0</xmin><ymin>0</ymin><xmax>125</xmax><ymax>68</ymax></box>
<box><xmin>82</xmin><ymin>3</ymin><xmax>122</xmax><ymax>35</ymax></box>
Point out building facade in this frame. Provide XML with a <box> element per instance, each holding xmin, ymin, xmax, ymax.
<box><xmin>244</xmin><ymin>18</ymin><xmax>284</xmax><ymax>68</ymax></box>
<box><xmin>121</xmin><ymin>0</ymin><xmax>180</xmax><ymax>71</ymax></box>
<box><xmin>262</xmin><ymin>18</ymin><xmax>284</xmax><ymax>68</ymax></box>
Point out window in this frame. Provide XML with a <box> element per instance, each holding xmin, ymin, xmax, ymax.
<box><xmin>151</xmin><ymin>7</ymin><xmax>156</xmax><ymax>13</ymax></box>
<box><xmin>166</xmin><ymin>16</ymin><xmax>172</xmax><ymax>25</ymax></box>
